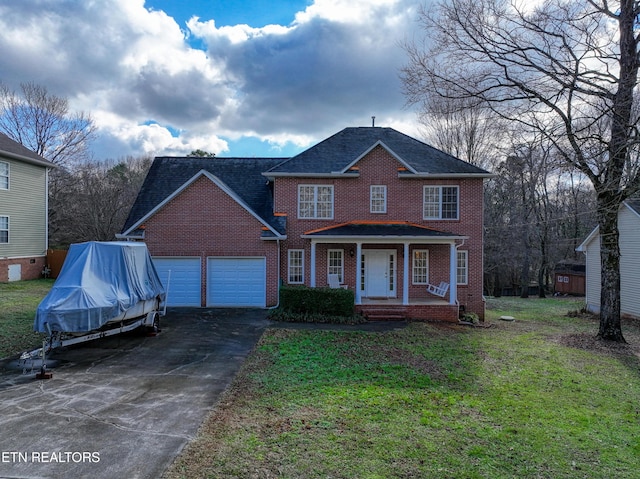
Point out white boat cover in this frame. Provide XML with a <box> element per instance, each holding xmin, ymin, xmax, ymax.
<box><xmin>34</xmin><ymin>242</ymin><xmax>165</xmax><ymax>333</ymax></box>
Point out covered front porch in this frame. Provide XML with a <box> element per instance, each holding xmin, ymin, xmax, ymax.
<box><xmin>302</xmin><ymin>221</ymin><xmax>466</xmax><ymax>322</ymax></box>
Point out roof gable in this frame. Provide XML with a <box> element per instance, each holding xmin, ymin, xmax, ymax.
<box><xmin>122</xmin><ymin>157</ymin><xmax>287</xmax><ymax>235</ymax></box>
<box><xmin>266</xmin><ymin>127</ymin><xmax>492</xmax><ymax>177</ymax></box>
<box><xmin>0</xmin><ymin>132</ymin><xmax>55</xmax><ymax>167</ymax></box>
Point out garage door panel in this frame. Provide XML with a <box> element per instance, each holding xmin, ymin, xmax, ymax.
<box><xmin>207</xmin><ymin>257</ymin><xmax>265</xmax><ymax>307</ymax></box>
<box><xmin>153</xmin><ymin>257</ymin><xmax>201</xmax><ymax>306</ymax></box>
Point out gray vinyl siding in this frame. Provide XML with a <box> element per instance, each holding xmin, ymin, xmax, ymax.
<box><xmin>619</xmin><ymin>205</ymin><xmax>640</xmax><ymax>318</ymax></box>
<box><xmin>0</xmin><ymin>157</ymin><xmax>48</xmax><ymax>258</ymax></box>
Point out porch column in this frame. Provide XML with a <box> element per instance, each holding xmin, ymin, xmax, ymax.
<box><xmin>403</xmin><ymin>242</ymin><xmax>409</xmax><ymax>305</ymax></box>
<box><xmin>449</xmin><ymin>242</ymin><xmax>457</xmax><ymax>305</ymax></box>
<box><xmin>310</xmin><ymin>241</ymin><xmax>316</xmax><ymax>287</ymax></box>
<box><xmin>355</xmin><ymin>242</ymin><xmax>362</xmax><ymax>305</ymax></box>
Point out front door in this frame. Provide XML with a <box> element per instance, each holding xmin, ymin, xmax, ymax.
<box><xmin>363</xmin><ymin>250</ymin><xmax>395</xmax><ymax>298</ymax></box>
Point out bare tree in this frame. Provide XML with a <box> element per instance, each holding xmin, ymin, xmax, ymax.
<box><xmin>49</xmin><ymin>156</ymin><xmax>152</xmax><ymax>247</ymax></box>
<box><xmin>402</xmin><ymin>0</ymin><xmax>640</xmax><ymax>341</ymax></box>
<box><xmin>0</xmin><ymin>82</ymin><xmax>96</xmax><ymax>165</ymax></box>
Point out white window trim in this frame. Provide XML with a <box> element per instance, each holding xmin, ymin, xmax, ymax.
<box><xmin>288</xmin><ymin>249</ymin><xmax>304</xmax><ymax>284</ymax></box>
<box><xmin>412</xmin><ymin>249</ymin><xmax>429</xmax><ymax>285</ymax></box>
<box><xmin>327</xmin><ymin>249</ymin><xmax>344</xmax><ymax>283</ymax></box>
<box><xmin>297</xmin><ymin>184</ymin><xmax>334</xmax><ymax>219</ymax></box>
<box><xmin>457</xmin><ymin>250</ymin><xmax>468</xmax><ymax>285</ymax></box>
<box><xmin>370</xmin><ymin>185</ymin><xmax>387</xmax><ymax>213</ymax></box>
<box><xmin>0</xmin><ymin>215</ymin><xmax>9</xmax><ymax>244</ymax></box>
<box><xmin>423</xmin><ymin>185</ymin><xmax>459</xmax><ymax>220</ymax></box>
<box><xmin>0</xmin><ymin>161</ymin><xmax>8</xmax><ymax>190</ymax></box>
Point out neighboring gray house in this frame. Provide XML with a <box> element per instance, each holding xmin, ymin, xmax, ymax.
<box><xmin>0</xmin><ymin>133</ymin><xmax>55</xmax><ymax>282</ymax></box>
<box><xmin>576</xmin><ymin>199</ymin><xmax>640</xmax><ymax>319</ymax></box>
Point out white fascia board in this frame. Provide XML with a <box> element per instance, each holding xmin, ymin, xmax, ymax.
<box><xmin>122</xmin><ymin>169</ymin><xmax>283</xmax><ymax>238</ymax></box>
<box><xmin>1</xmin><ymin>150</ymin><xmax>55</xmax><ymax>168</ymax></box>
<box><xmin>339</xmin><ymin>141</ymin><xmax>418</xmax><ymax>174</ymax></box>
<box><xmin>576</xmin><ymin>226</ymin><xmax>599</xmax><ymax>252</ymax></box>
<box><xmin>262</xmin><ymin>172</ymin><xmax>358</xmax><ymax>178</ymax></box>
<box><xmin>401</xmin><ymin>172</ymin><xmax>496</xmax><ymax>179</ymax></box>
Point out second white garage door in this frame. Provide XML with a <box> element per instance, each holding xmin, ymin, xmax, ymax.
<box><xmin>207</xmin><ymin>257</ymin><xmax>266</xmax><ymax>307</ymax></box>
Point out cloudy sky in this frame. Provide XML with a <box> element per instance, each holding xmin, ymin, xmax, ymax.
<box><xmin>0</xmin><ymin>0</ymin><xmax>425</xmax><ymax>160</ymax></box>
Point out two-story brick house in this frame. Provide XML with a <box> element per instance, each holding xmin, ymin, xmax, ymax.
<box><xmin>120</xmin><ymin>127</ymin><xmax>492</xmax><ymax>321</ymax></box>
<box><xmin>0</xmin><ymin>133</ymin><xmax>56</xmax><ymax>282</ymax></box>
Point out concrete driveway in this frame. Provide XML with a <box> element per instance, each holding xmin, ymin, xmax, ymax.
<box><xmin>0</xmin><ymin>308</ymin><xmax>269</xmax><ymax>479</ymax></box>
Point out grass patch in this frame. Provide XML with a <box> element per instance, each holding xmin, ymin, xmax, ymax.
<box><xmin>165</xmin><ymin>297</ymin><xmax>640</xmax><ymax>479</ymax></box>
<box><xmin>0</xmin><ymin>279</ymin><xmax>53</xmax><ymax>358</ymax></box>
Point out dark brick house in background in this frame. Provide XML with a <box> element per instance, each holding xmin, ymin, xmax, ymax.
<box><xmin>120</xmin><ymin>127</ymin><xmax>492</xmax><ymax>321</ymax></box>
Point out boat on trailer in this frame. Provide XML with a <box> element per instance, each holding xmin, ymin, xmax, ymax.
<box><xmin>26</xmin><ymin>241</ymin><xmax>166</xmax><ymax>375</ymax></box>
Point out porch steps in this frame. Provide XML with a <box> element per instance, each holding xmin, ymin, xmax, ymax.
<box><xmin>361</xmin><ymin>308</ymin><xmax>407</xmax><ymax>321</ymax></box>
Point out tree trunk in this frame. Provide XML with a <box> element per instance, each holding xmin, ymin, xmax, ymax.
<box><xmin>597</xmin><ymin>196</ymin><xmax>625</xmax><ymax>342</ymax></box>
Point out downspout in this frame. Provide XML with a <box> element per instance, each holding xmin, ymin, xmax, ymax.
<box><xmin>268</xmin><ymin>238</ymin><xmax>281</xmax><ymax>309</ymax></box>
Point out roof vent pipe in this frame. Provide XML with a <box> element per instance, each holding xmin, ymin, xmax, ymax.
<box><xmin>371</xmin><ymin>116</ymin><xmax>376</xmax><ymax>127</ymax></box>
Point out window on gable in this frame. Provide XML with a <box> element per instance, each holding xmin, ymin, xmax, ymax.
<box><xmin>370</xmin><ymin>185</ymin><xmax>387</xmax><ymax>213</ymax></box>
<box><xmin>0</xmin><ymin>162</ymin><xmax>8</xmax><ymax>190</ymax></box>
<box><xmin>288</xmin><ymin>249</ymin><xmax>304</xmax><ymax>284</ymax></box>
<box><xmin>328</xmin><ymin>249</ymin><xmax>344</xmax><ymax>283</ymax></box>
<box><xmin>412</xmin><ymin>250</ymin><xmax>429</xmax><ymax>284</ymax></box>
<box><xmin>457</xmin><ymin>250</ymin><xmax>468</xmax><ymax>285</ymax></box>
<box><xmin>423</xmin><ymin>186</ymin><xmax>459</xmax><ymax>220</ymax></box>
<box><xmin>0</xmin><ymin>216</ymin><xmax>8</xmax><ymax>243</ymax></box>
<box><xmin>298</xmin><ymin>185</ymin><xmax>334</xmax><ymax>219</ymax></box>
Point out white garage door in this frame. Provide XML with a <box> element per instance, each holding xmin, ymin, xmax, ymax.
<box><xmin>153</xmin><ymin>257</ymin><xmax>201</xmax><ymax>306</ymax></box>
<box><xmin>207</xmin><ymin>257</ymin><xmax>266</xmax><ymax>307</ymax></box>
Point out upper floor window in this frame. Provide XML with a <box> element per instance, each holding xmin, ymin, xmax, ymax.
<box><xmin>0</xmin><ymin>216</ymin><xmax>8</xmax><ymax>243</ymax></box>
<box><xmin>0</xmin><ymin>161</ymin><xmax>8</xmax><ymax>190</ymax></box>
<box><xmin>457</xmin><ymin>250</ymin><xmax>468</xmax><ymax>285</ymax></box>
<box><xmin>288</xmin><ymin>249</ymin><xmax>304</xmax><ymax>284</ymax></box>
<box><xmin>298</xmin><ymin>185</ymin><xmax>334</xmax><ymax>219</ymax></box>
<box><xmin>423</xmin><ymin>186</ymin><xmax>459</xmax><ymax>220</ymax></box>
<box><xmin>370</xmin><ymin>185</ymin><xmax>387</xmax><ymax>213</ymax></box>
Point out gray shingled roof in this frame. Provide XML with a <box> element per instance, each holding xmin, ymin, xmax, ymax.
<box><xmin>122</xmin><ymin>157</ymin><xmax>287</xmax><ymax>234</ymax></box>
<box><xmin>626</xmin><ymin>198</ymin><xmax>640</xmax><ymax>215</ymax></box>
<box><xmin>266</xmin><ymin>127</ymin><xmax>492</xmax><ymax>176</ymax></box>
<box><xmin>0</xmin><ymin>132</ymin><xmax>55</xmax><ymax>167</ymax></box>
<box><xmin>302</xmin><ymin>221</ymin><xmax>463</xmax><ymax>238</ymax></box>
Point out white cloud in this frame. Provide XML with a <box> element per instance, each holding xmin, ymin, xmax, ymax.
<box><xmin>0</xmin><ymin>0</ymin><xmax>422</xmax><ymax>160</ymax></box>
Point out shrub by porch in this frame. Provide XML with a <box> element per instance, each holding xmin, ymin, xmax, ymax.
<box><xmin>270</xmin><ymin>285</ymin><xmax>364</xmax><ymax>324</ymax></box>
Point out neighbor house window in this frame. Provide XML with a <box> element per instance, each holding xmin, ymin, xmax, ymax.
<box><xmin>328</xmin><ymin>249</ymin><xmax>344</xmax><ymax>283</ymax></box>
<box><xmin>370</xmin><ymin>185</ymin><xmax>387</xmax><ymax>213</ymax></box>
<box><xmin>0</xmin><ymin>216</ymin><xmax>8</xmax><ymax>243</ymax></box>
<box><xmin>457</xmin><ymin>250</ymin><xmax>468</xmax><ymax>285</ymax></box>
<box><xmin>412</xmin><ymin>250</ymin><xmax>429</xmax><ymax>284</ymax></box>
<box><xmin>423</xmin><ymin>186</ymin><xmax>459</xmax><ymax>220</ymax></box>
<box><xmin>288</xmin><ymin>249</ymin><xmax>304</xmax><ymax>284</ymax></box>
<box><xmin>0</xmin><ymin>162</ymin><xmax>8</xmax><ymax>190</ymax></box>
<box><xmin>298</xmin><ymin>185</ymin><xmax>334</xmax><ymax>219</ymax></box>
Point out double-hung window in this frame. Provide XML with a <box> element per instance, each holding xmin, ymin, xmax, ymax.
<box><xmin>328</xmin><ymin>249</ymin><xmax>344</xmax><ymax>283</ymax></box>
<box><xmin>0</xmin><ymin>161</ymin><xmax>8</xmax><ymax>190</ymax></box>
<box><xmin>412</xmin><ymin>250</ymin><xmax>429</xmax><ymax>284</ymax></box>
<box><xmin>288</xmin><ymin>250</ymin><xmax>304</xmax><ymax>284</ymax></box>
<box><xmin>0</xmin><ymin>216</ymin><xmax>8</xmax><ymax>243</ymax></box>
<box><xmin>423</xmin><ymin>186</ymin><xmax>459</xmax><ymax>220</ymax></box>
<box><xmin>298</xmin><ymin>185</ymin><xmax>334</xmax><ymax>219</ymax></box>
<box><xmin>370</xmin><ymin>185</ymin><xmax>387</xmax><ymax>213</ymax></box>
<box><xmin>457</xmin><ymin>250</ymin><xmax>468</xmax><ymax>285</ymax></box>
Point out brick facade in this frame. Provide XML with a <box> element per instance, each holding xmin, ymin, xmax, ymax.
<box><xmin>0</xmin><ymin>256</ymin><xmax>46</xmax><ymax>282</ymax></box>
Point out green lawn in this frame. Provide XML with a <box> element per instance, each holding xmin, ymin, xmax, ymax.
<box><xmin>165</xmin><ymin>297</ymin><xmax>640</xmax><ymax>479</ymax></box>
<box><xmin>0</xmin><ymin>279</ymin><xmax>53</xmax><ymax>358</ymax></box>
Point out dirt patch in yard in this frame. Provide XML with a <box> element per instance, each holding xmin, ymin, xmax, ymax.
<box><xmin>555</xmin><ymin>316</ymin><xmax>640</xmax><ymax>359</ymax></box>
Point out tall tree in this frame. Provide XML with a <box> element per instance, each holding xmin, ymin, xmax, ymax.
<box><xmin>0</xmin><ymin>81</ymin><xmax>95</xmax><ymax>165</ymax></box>
<box><xmin>402</xmin><ymin>0</ymin><xmax>640</xmax><ymax>341</ymax></box>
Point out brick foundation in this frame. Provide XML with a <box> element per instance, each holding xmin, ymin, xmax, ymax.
<box><xmin>0</xmin><ymin>256</ymin><xmax>47</xmax><ymax>282</ymax></box>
